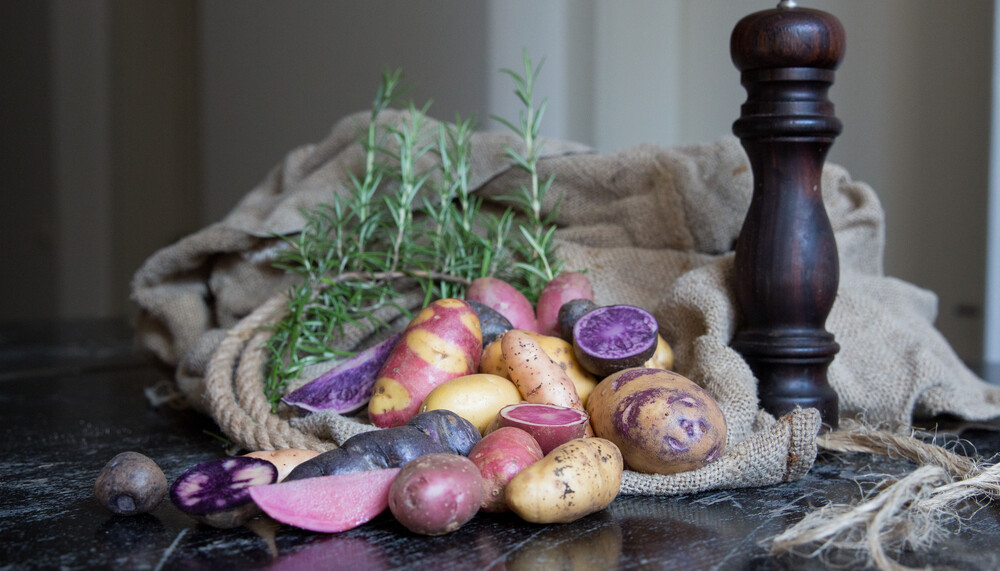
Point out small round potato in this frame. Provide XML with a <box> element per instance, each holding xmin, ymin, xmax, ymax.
<box><xmin>586</xmin><ymin>368</ymin><xmax>726</xmax><ymax>475</ymax></box>
<box><xmin>94</xmin><ymin>451</ymin><xmax>167</xmax><ymax>516</ymax></box>
<box><xmin>388</xmin><ymin>453</ymin><xmax>485</xmax><ymax>535</ymax></box>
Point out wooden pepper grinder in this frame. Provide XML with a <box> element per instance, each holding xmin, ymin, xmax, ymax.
<box><xmin>730</xmin><ymin>0</ymin><xmax>844</xmax><ymax>429</ymax></box>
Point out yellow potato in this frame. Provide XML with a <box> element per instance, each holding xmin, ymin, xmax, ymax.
<box><xmin>420</xmin><ymin>373</ymin><xmax>522</xmax><ymax>435</ymax></box>
<box><xmin>480</xmin><ymin>332</ymin><xmax>597</xmax><ymax>406</ymax></box>
<box><xmin>505</xmin><ymin>437</ymin><xmax>623</xmax><ymax>524</ymax></box>
<box><xmin>643</xmin><ymin>334</ymin><xmax>675</xmax><ymax>371</ymax></box>
<box><xmin>243</xmin><ymin>449</ymin><xmax>321</xmax><ymax>482</ymax></box>
<box><xmin>586</xmin><ymin>368</ymin><xmax>726</xmax><ymax>475</ymax></box>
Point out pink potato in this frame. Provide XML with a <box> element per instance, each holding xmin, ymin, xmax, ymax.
<box><xmin>465</xmin><ymin>277</ymin><xmax>537</xmax><ymax>332</ymax></box>
<box><xmin>388</xmin><ymin>453</ymin><xmax>485</xmax><ymax>536</ymax></box>
<box><xmin>368</xmin><ymin>299</ymin><xmax>482</xmax><ymax>428</ymax></box>
<box><xmin>249</xmin><ymin>468</ymin><xmax>401</xmax><ymax>533</ymax></box>
<box><xmin>468</xmin><ymin>427</ymin><xmax>544</xmax><ymax>512</ymax></box>
<box><xmin>534</xmin><ymin>272</ymin><xmax>594</xmax><ymax>337</ymax></box>
<box><xmin>494</xmin><ymin>403</ymin><xmax>590</xmax><ymax>455</ymax></box>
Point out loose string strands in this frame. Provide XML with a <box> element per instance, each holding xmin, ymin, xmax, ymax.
<box><xmin>770</xmin><ymin>420</ymin><xmax>998</xmax><ymax>570</ymax></box>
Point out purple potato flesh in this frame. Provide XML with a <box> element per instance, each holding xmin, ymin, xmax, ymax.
<box><xmin>572</xmin><ymin>305</ymin><xmax>659</xmax><ymax>377</ymax></box>
<box><xmin>170</xmin><ymin>457</ymin><xmax>277</xmax><ymax>516</ymax></box>
<box><xmin>282</xmin><ymin>333</ymin><xmax>402</xmax><ymax>414</ymax></box>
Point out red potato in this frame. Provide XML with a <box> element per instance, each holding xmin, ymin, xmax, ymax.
<box><xmin>388</xmin><ymin>453</ymin><xmax>485</xmax><ymax>536</ymax></box>
<box><xmin>535</xmin><ymin>272</ymin><xmax>594</xmax><ymax>337</ymax></box>
<box><xmin>368</xmin><ymin>299</ymin><xmax>482</xmax><ymax>428</ymax></box>
<box><xmin>468</xmin><ymin>427</ymin><xmax>544</xmax><ymax>512</ymax></box>
<box><xmin>249</xmin><ymin>468</ymin><xmax>401</xmax><ymax>533</ymax></box>
<box><xmin>465</xmin><ymin>277</ymin><xmax>537</xmax><ymax>332</ymax></box>
<box><xmin>494</xmin><ymin>403</ymin><xmax>590</xmax><ymax>455</ymax></box>
<box><xmin>501</xmin><ymin>330</ymin><xmax>583</xmax><ymax>410</ymax></box>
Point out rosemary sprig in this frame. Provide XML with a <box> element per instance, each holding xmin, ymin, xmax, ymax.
<box><xmin>492</xmin><ymin>50</ymin><xmax>563</xmax><ymax>299</ymax></box>
<box><xmin>264</xmin><ymin>55</ymin><xmax>561</xmax><ymax>411</ymax></box>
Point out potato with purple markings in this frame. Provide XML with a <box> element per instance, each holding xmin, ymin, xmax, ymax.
<box><xmin>586</xmin><ymin>368</ymin><xmax>726</xmax><ymax>475</ymax></box>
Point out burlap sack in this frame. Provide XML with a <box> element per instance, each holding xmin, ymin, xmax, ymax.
<box><xmin>132</xmin><ymin>109</ymin><xmax>1000</xmax><ymax>495</ymax></box>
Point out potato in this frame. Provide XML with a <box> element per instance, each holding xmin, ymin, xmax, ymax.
<box><xmin>468</xmin><ymin>427</ymin><xmax>544</xmax><ymax>512</ymax></box>
<box><xmin>535</xmin><ymin>272</ymin><xmax>594</xmax><ymax>337</ymax></box>
<box><xmin>388</xmin><ymin>453</ymin><xmax>485</xmax><ymax>535</ymax></box>
<box><xmin>586</xmin><ymin>368</ymin><xmax>726</xmax><ymax>475</ymax></box>
<box><xmin>368</xmin><ymin>299</ymin><xmax>482</xmax><ymax>428</ymax></box>
<box><xmin>642</xmin><ymin>334</ymin><xmax>674</xmax><ymax>371</ymax></box>
<box><xmin>420</xmin><ymin>374</ymin><xmax>522</xmax><ymax>434</ymax></box>
<box><xmin>465</xmin><ymin>277</ymin><xmax>537</xmax><ymax>332</ymax></box>
<box><xmin>480</xmin><ymin>331</ymin><xmax>597</xmax><ymax>407</ymax></box>
<box><xmin>94</xmin><ymin>451</ymin><xmax>167</xmax><ymax>515</ymax></box>
<box><xmin>505</xmin><ymin>437</ymin><xmax>622</xmax><ymax>524</ymax></box>
<box><xmin>502</xmin><ymin>330</ymin><xmax>584</xmax><ymax>412</ymax></box>
<box><xmin>249</xmin><ymin>467</ymin><xmax>401</xmax><ymax>533</ymax></box>
<box><xmin>244</xmin><ymin>449</ymin><xmax>321</xmax><ymax>482</ymax></box>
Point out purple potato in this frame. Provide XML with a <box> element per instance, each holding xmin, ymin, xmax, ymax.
<box><xmin>169</xmin><ymin>456</ymin><xmax>277</xmax><ymax>528</ymax></box>
<box><xmin>407</xmin><ymin>409</ymin><xmax>482</xmax><ymax>456</ymax></box>
<box><xmin>282</xmin><ymin>333</ymin><xmax>402</xmax><ymax>414</ymax></box>
<box><xmin>94</xmin><ymin>451</ymin><xmax>167</xmax><ymax>516</ymax></box>
<box><xmin>572</xmin><ymin>304</ymin><xmax>659</xmax><ymax>378</ymax></box>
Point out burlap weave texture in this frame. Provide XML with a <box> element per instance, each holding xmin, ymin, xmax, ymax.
<box><xmin>132</xmin><ymin>110</ymin><xmax>1000</xmax><ymax>495</ymax></box>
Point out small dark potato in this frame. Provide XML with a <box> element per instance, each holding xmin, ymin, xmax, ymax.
<box><xmin>342</xmin><ymin>426</ymin><xmax>448</xmax><ymax>468</ymax></box>
<box><xmin>94</xmin><ymin>451</ymin><xmax>168</xmax><ymax>516</ymax></box>
<box><xmin>407</xmin><ymin>409</ymin><xmax>482</xmax><ymax>456</ymax></box>
<box><xmin>283</xmin><ymin>448</ymin><xmax>382</xmax><ymax>481</ymax></box>
<box><xmin>466</xmin><ymin>300</ymin><xmax>514</xmax><ymax>347</ymax></box>
<box><xmin>556</xmin><ymin>298</ymin><xmax>599</xmax><ymax>343</ymax></box>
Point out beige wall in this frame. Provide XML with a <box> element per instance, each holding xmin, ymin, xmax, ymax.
<box><xmin>14</xmin><ymin>1</ymin><xmax>994</xmax><ymax>363</ymax></box>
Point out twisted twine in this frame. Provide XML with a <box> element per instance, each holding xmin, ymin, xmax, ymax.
<box><xmin>771</xmin><ymin>420</ymin><xmax>998</xmax><ymax>570</ymax></box>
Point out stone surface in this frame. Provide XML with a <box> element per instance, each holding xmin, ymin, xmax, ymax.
<box><xmin>2</xmin><ymin>320</ymin><xmax>999</xmax><ymax>570</ymax></box>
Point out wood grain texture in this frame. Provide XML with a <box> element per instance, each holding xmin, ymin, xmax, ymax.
<box><xmin>730</xmin><ymin>4</ymin><xmax>845</xmax><ymax>429</ymax></box>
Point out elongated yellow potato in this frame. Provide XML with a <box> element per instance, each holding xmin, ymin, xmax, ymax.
<box><xmin>505</xmin><ymin>437</ymin><xmax>622</xmax><ymax>524</ymax></box>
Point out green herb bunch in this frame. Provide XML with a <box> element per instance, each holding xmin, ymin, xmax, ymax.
<box><xmin>264</xmin><ymin>53</ymin><xmax>562</xmax><ymax>411</ymax></box>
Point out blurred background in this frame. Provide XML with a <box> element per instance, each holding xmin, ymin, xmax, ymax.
<box><xmin>3</xmin><ymin>0</ymin><xmax>998</xmax><ymax>366</ymax></box>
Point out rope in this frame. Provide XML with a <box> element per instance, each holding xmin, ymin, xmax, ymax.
<box><xmin>204</xmin><ymin>292</ymin><xmax>336</xmax><ymax>452</ymax></box>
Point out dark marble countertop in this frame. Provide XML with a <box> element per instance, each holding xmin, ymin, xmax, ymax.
<box><xmin>2</xmin><ymin>320</ymin><xmax>999</xmax><ymax>570</ymax></box>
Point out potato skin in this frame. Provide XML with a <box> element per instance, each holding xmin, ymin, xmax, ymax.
<box><xmin>388</xmin><ymin>453</ymin><xmax>485</xmax><ymax>536</ymax></box>
<box><xmin>535</xmin><ymin>272</ymin><xmax>594</xmax><ymax>337</ymax></box>
<box><xmin>420</xmin><ymin>374</ymin><xmax>522</xmax><ymax>435</ymax></box>
<box><xmin>369</xmin><ymin>299</ymin><xmax>482</xmax><ymax>428</ymax></box>
<box><xmin>482</xmin><ymin>331</ymin><xmax>597</xmax><ymax>407</ymax></box>
<box><xmin>465</xmin><ymin>277</ymin><xmax>537</xmax><ymax>332</ymax></box>
<box><xmin>505</xmin><ymin>437</ymin><xmax>622</xmax><ymax>524</ymax></box>
<box><xmin>94</xmin><ymin>451</ymin><xmax>167</xmax><ymax>515</ymax></box>
<box><xmin>468</xmin><ymin>427</ymin><xmax>544</xmax><ymax>512</ymax></box>
<box><xmin>586</xmin><ymin>368</ymin><xmax>726</xmax><ymax>475</ymax></box>
<box><xmin>642</xmin><ymin>335</ymin><xmax>675</xmax><ymax>371</ymax></box>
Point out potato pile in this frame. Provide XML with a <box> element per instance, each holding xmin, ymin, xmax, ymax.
<box><xmin>97</xmin><ymin>272</ymin><xmax>727</xmax><ymax>538</ymax></box>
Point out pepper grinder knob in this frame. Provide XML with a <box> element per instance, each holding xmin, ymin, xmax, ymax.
<box><xmin>729</xmin><ymin>3</ymin><xmax>845</xmax><ymax>429</ymax></box>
